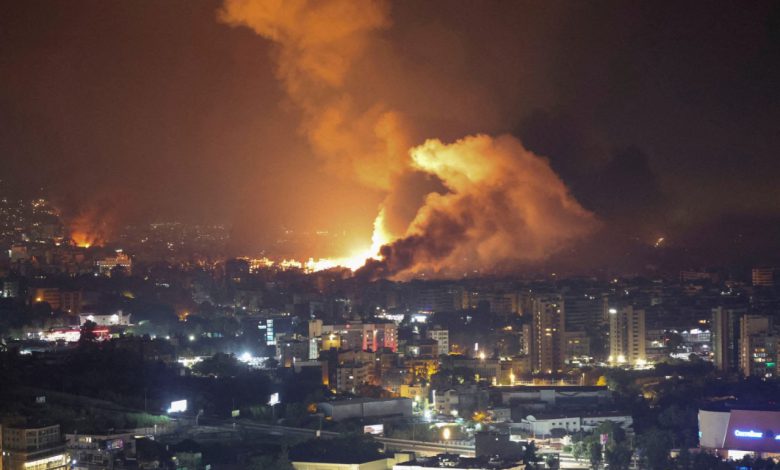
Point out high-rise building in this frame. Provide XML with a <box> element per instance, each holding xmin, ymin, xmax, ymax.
<box><xmin>739</xmin><ymin>314</ymin><xmax>774</xmax><ymax>377</ymax></box>
<box><xmin>563</xmin><ymin>293</ymin><xmax>608</xmax><ymax>332</ymax></box>
<box><xmin>711</xmin><ymin>306</ymin><xmax>746</xmax><ymax>373</ymax></box>
<box><xmin>752</xmin><ymin>267</ymin><xmax>775</xmax><ymax>287</ymax></box>
<box><xmin>609</xmin><ymin>306</ymin><xmax>646</xmax><ymax>366</ymax></box>
<box><xmin>426</xmin><ymin>328</ymin><xmax>449</xmax><ymax>355</ymax></box>
<box><xmin>529</xmin><ymin>294</ymin><xmax>565</xmax><ymax>374</ymax></box>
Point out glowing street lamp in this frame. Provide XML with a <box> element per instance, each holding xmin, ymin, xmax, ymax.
<box><xmin>442</xmin><ymin>427</ymin><xmax>451</xmax><ymax>454</ymax></box>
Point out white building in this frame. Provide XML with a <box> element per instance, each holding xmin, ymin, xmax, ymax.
<box><xmin>517</xmin><ymin>412</ymin><xmax>633</xmax><ymax>437</ymax></box>
<box><xmin>426</xmin><ymin>329</ymin><xmax>449</xmax><ymax>355</ymax></box>
<box><xmin>79</xmin><ymin>312</ymin><xmax>131</xmax><ymax>326</ymax></box>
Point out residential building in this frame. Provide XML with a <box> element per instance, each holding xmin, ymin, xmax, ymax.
<box><xmin>0</xmin><ymin>424</ymin><xmax>69</xmax><ymax>470</ymax></box>
<box><xmin>529</xmin><ymin>294</ymin><xmax>565</xmax><ymax>374</ymax></box>
<box><xmin>608</xmin><ymin>306</ymin><xmax>646</xmax><ymax>366</ymax></box>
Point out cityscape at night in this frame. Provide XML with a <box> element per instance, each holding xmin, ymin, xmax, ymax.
<box><xmin>1</xmin><ymin>1</ymin><xmax>780</xmax><ymax>469</ymax></box>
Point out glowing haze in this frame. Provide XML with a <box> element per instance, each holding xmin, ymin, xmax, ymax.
<box><xmin>220</xmin><ymin>0</ymin><xmax>597</xmax><ymax>278</ymax></box>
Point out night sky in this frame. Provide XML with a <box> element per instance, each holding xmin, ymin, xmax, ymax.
<box><xmin>2</xmin><ymin>1</ymin><xmax>779</xmax><ymax>267</ymax></box>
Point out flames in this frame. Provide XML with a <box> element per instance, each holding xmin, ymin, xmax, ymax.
<box><xmin>220</xmin><ymin>0</ymin><xmax>598</xmax><ymax>278</ymax></box>
<box><xmin>304</xmin><ymin>208</ymin><xmax>391</xmax><ymax>271</ymax></box>
<box><xmin>71</xmin><ymin>231</ymin><xmax>99</xmax><ymax>249</ymax></box>
<box><xmin>66</xmin><ymin>201</ymin><xmax>117</xmax><ymax>249</ymax></box>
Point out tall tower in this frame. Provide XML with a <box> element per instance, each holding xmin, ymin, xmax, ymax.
<box><xmin>739</xmin><ymin>314</ymin><xmax>771</xmax><ymax>377</ymax></box>
<box><xmin>609</xmin><ymin>306</ymin><xmax>646</xmax><ymax>366</ymax></box>
<box><xmin>711</xmin><ymin>306</ymin><xmax>745</xmax><ymax>373</ymax></box>
<box><xmin>530</xmin><ymin>294</ymin><xmax>565</xmax><ymax>374</ymax></box>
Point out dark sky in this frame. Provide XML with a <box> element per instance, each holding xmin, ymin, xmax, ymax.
<box><xmin>1</xmin><ymin>0</ymin><xmax>779</xmax><ymax>261</ymax></box>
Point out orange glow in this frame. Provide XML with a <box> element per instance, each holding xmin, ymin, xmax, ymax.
<box><xmin>304</xmin><ymin>208</ymin><xmax>391</xmax><ymax>272</ymax></box>
<box><xmin>71</xmin><ymin>231</ymin><xmax>99</xmax><ymax>248</ymax></box>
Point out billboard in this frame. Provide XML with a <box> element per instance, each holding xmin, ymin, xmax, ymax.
<box><xmin>167</xmin><ymin>399</ymin><xmax>187</xmax><ymax>413</ymax></box>
<box><xmin>364</xmin><ymin>424</ymin><xmax>384</xmax><ymax>435</ymax></box>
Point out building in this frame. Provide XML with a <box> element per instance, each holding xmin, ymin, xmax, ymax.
<box><xmin>321</xmin><ymin>322</ymin><xmax>397</xmax><ymax>352</ymax></box>
<box><xmin>608</xmin><ymin>306</ymin><xmax>646</xmax><ymax>366</ymax></box>
<box><xmin>277</xmin><ymin>338</ymin><xmax>311</xmax><ymax>367</ymax></box>
<box><xmin>335</xmin><ymin>362</ymin><xmax>375</xmax><ymax>393</ymax></box>
<box><xmin>395</xmin><ymin>455</ymin><xmax>525</xmax><ymax>470</ymax></box>
<box><xmin>415</xmin><ymin>285</ymin><xmax>467</xmax><ymax>313</ymax></box>
<box><xmin>711</xmin><ymin>307</ymin><xmax>746</xmax><ymax>373</ymax></box>
<box><xmin>66</xmin><ymin>432</ymin><xmax>136</xmax><ymax>470</ymax></box>
<box><xmin>95</xmin><ymin>251</ymin><xmax>132</xmax><ymax>277</ymax></box>
<box><xmin>0</xmin><ymin>424</ymin><xmax>69</xmax><ymax>470</ymax></box>
<box><xmin>426</xmin><ymin>328</ymin><xmax>449</xmax><ymax>355</ymax></box>
<box><xmin>738</xmin><ymin>315</ymin><xmax>775</xmax><ymax>377</ymax></box>
<box><xmin>2</xmin><ymin>279</ymin><xmax>19</xmax><ymax>298</ymax></box>
<box><xmin>699</xmin><ymin>406</ymin><xmax>780</xmax><ymax>460</ymax></box>
<box><xmin>79</xmin><ymin>312</ymin><xmax>131</xmax><ymax>327</ymax></box>
<box><xmin>529</xmin><ymin>295</ymin><xmax>565</xmax><ymax>374</ymax></box>
<box><xmin>292</xmin><ymin>452</ymin><xmax>413</xmax><ymax>470</ymax></box>
<box><xmin>517</xmin><ymin>411</ymin><xmax>633</xmax><ymax>437</ymax></box>
<box><xmin>562</xmin><ymin>293</ymin><xmax>607</xmax><ymax>332</ymax></box>
<box><xmin>318</xmin><ymin>398</ymin><xmax>412</xmax><ymax>421</ymax></box>
<box><xmin>752</xmin><ymin>267</ymin><xmax>775</xmax><ymax>287</ymax></box>
<box><xmin>497</xmin><ymin>385</ymin><xmax>611</xmax><ymax>409</ymax></box>
<box><xmin>31</xmin><ymin>288</ymin><xmax>61</xmax><ymax>310</ymax></box>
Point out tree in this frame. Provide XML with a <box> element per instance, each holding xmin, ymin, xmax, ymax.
<box><xmin>639</xmin><ymin>427</ymin><xmax>673</xmax><ymax>470</ymax></box>
<box><xmin>523</xmin><ymin>441</ymin><xmax>540</xmax><ymax>469</ymax></box>
<box><xmin>78</xmin><ymin>320</ymin><xmax>98</xmax><ymax>345</ymax></box>
<box><xmin>192</xmin><ymin>353</ymin><xmax>244</xmax><ymax>377</ymax></box>
<box><xmin>588</xmin><ymin>441</ymin><xmax>602</xmax><ymax>469</ymax></box>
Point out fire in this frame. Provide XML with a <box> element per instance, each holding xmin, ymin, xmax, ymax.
<box><xmin>304</xmin><ymin>209</ymin><xmax>391</xmax><ymax>272</ymax></box>
<box><xmin>71</xmin><ymin>231</ymin><xmax>99</xmax><ymax>249</ymax></box>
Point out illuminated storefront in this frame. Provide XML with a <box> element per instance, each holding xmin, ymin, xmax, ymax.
<box><xmin>699</xmin><ymin>407</ymin><xmax>780</xmax><ymax>460</ymax></box>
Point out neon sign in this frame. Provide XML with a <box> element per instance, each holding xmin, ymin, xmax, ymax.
<box><xmin>734</xmin><ymin>430</ymin><xmax>763</xmax><ymax>438</ymax></box>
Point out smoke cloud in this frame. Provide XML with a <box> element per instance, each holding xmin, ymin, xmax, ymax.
<box><xmin>219</xmin><ymin>0</ymin><xmax>410</xmax><ymax>190</ymax></box>
<box><xmin>360</xmin><ymin>135</ymin><xmax>598</xmax><ymax>279</ymax></box>
<box><xmin>220</xmin><ymin>0</ymin><xmax>598</xmax><ymax>278</ymax></box>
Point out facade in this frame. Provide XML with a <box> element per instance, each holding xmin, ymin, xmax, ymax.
<box><xmin>562</xmin><ymin>293</ymin><xmax>607</xmax><ymax>332</ymax></box>
<box><xmin>711</xmin><ymin>306</ymin><xmax>746</xmax><ymax>373</ymax></box>
<box><xmin>426</xmin><ymin>329</ymin><xmax>449</xmax><ymax>355</ymax></box>
<box><xmin>529</xmin><ymin>295</ymin><xmax>565</xmax><ymax>374</ymax></box>
<box><xmin>66</xmin><ymin>432</ymin><xmax>136</xmax><ymax>470</ymax></box>
<box><xmin>752</xmin><ymin>267</ymin><xmax>775</xmax><ymax>287</ymax></box>
<box><xmin>335</xmin><ymin>362</ymin><xmax>375</xmax><ymax>393</ymax></box>
<box><xmin>318</xmin><ymin>398</ymin><xmax>413</xmax><ymax>421</ymax></box>
<box><xmin>321</xmin><ymin>322</ymin><xmax>397</xmax><ymax>352</ymax></box>
<box><xmin>498</xmin><ymin>385</ymin><xmax>611</xmax><ymax>408</ymax></box>
<box><xmin>699</xmin><ymin>407</ymin><xmax>780</xmax><ymax>459</ymax></box>
<box><xmin>518</xmin><ymin>412</ymin><xmax>633</xmax><ymax>436</ymax></box>
<box><xmin>608</xmin><ymin>306</ymin><xmax>646</xmax><ymax>366</ymax></box>
<box><xmin>79</xmin><ymin>312</ymin><xmax>131</xmax><ymax>327</ymax></box>
<box><xmin>0</xmin><ymin>424</ymin><xmax>69</xmax><ymax>470</ymax></box>
<box><xmin>95</xmin><ymin>252</ymin><xmax>132</xmax><ymax>277</ymax></box>
<box><xmin>738</xmin><ymin>315</ymin><xmax>775</xmax><ymax>377</ymax></box>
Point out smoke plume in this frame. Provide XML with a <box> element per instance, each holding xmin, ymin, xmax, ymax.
<box><xmin>360</xmin><ymin>135</ymin><xmax>598</xmax><ymax>278</ymax></box>
<box><xmin>220</xmin><ymin>0</ymin><xmax>598</xmax><ymax>278</ymax></box>
<box><xmin>219</xmin><ymin>0</ymin><xmax>410</xmax><ymax>190</ymax></box>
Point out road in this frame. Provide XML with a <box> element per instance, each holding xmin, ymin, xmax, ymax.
<box><xmin>198</xmin><ymin>418</ymin><xmax>475</xmax><ymax>456</ymax></box>
<box><xmin>194</xmin><ymin>418</ymin><xmax>594</xmax><ymax>467</ymax></box>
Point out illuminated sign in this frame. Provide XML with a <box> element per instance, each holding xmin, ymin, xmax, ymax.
<box><xmin>167</xmin><ymin>399</ymin><xmax>187</xmax><ymax>413</ymax></box>
<box><xmin>734</xmin><ymin>430</ymin><xmax>763</xmax><ymax>438</ymax></box>
<box><xmin>364</xmin><ymin>424</ymin><xmax>384</xmax><ymax>435</ymax></box>
<box><xmin>268</xmin><ymin>392</ymin><xmax>280</xmax><ymax>406</ymax></box>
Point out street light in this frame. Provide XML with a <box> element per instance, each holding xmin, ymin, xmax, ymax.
<box><xmin>442</xmin><ymin>427</ymin><xmax>451</xmax><ymax>455</ymax></box>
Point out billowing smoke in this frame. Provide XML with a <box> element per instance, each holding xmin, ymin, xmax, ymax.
<box><xmin>66</xmin><ymin>201</ymin><xmax>118</xmax><ymax>248</ymax></box>
<box><xmin>360</xmin><ymin>135</ymin><xmax>598</xmax><ymax>278</ymax></box>
<box><xmin>219</xmin><ymin>0</ymin><xmax>410</xmax><ymax>190</ymax></box>
<box><xmin>219</xmin><ymin>0</ymin><xmax>598</xmax><ymax>278</ymax></box>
